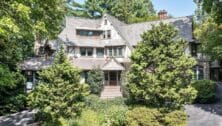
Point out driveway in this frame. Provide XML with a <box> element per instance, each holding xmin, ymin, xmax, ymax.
<box><xmin>185</xmin><ymin>82</ymin><xmax>222</xmax><ymax>126</ymax></box>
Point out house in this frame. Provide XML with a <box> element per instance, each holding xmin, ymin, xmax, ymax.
<box><xmin>21</xmin><ymin>11</ymin><xmax>214</xmax><ymax>98</ymax></box>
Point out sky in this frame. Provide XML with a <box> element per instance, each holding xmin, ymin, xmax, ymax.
<box><xmin>75</xmin><ymin>0</ymin><xmax>197</xmax><ymax>17</ymax></box>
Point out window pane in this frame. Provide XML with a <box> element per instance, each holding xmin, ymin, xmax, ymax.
<box><xmin>108</xmin><ymin>47</ymin><xmax>112</xmax><ymax>56</ymax></box>
<box><xmin>114</xmin><ymin>48</ymin><xmax>117</xmax><ymax>56</ymax></box>
<box><xmin>97</xmin><ymin>48</ymin><xmax>104</xmax><ymax>57</ymax></box>
<box><xmin>107</xmin><ymin>30</ymin><xmax>111</xmax><ymax>39</ymax></box>
<box><xmin>118</xmin><ymin>47</ymin><xmax>122</xmax><ymax>56</ymax></box>
<box><xmin>87</xmin><ymin>48</ymin><xmax>93</xmax><ymax>56</ymax></box>
<box><xmin>80</xmin><ymin>48</ymin><xmax>86</xmax><ymax>56</ymax></box>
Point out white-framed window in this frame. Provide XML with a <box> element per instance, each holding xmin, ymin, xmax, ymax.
<box><xmin>96</xmin><ymin>48</ymin><xmax>104</xmax><ymax>57</ymax></box>
<box><xmin>102</xmin><ymin>30</ymin><xmax>111</xmax><ymax>39</ymax></box>
<box><xmin>80</xmin><ymin>47</ymin><xmax>93</xmax><ymax>56</ymax></box>
<box><xmin>106</xmin><ymin>46</ymin><xmax>124</xmax><ymax>57</ymax></box>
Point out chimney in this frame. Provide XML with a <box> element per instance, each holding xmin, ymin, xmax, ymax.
<box><xmin>158</xmin><ymin>10</ymin><xmax>168</xmax><ymax>20</ymax></box>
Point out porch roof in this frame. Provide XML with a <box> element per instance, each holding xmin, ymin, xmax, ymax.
<box><xmin>101</xmin><ymin>58</ymin><xmax>125</xmax><ymax>71</ymax></box>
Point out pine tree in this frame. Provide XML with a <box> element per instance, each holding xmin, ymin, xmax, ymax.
<box><xmin>127</xmin><ymin>23</ymin><xmax>197</xmax><ymax>109</ymax></box>
<box><xmin>28</xmin><ymin>47</ymin><xmax>89</xmax><ymax>122</ymax></box>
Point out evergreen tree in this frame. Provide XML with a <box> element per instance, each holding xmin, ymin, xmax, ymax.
<box><xmin>28</xmin><ymin>47</ymin><xmax>89</xmax><ymax>122</ymax></box>
<box><xmin>127</xmin><ymin>23</ymin><xmax>197</xmax><ymax>109</ymax></box>
<box><xmin>67</xmin><ymin>0</ymin><xmax>157</xmax><ymax>23</ymax></box>
<box><xmin>86</xmin><ymin>67</ymin><xmax>104</xmax><ymax>95</ymax></box>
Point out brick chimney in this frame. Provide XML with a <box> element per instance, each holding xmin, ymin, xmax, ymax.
<box><xmin>158</xmin><ymin>10</ymin><xmax>168</xmax><ymax>20</ymax></box>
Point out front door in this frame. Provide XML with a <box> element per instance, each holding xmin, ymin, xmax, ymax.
<box><xmin>110</xmin><ymin>71</ymin><xmax>117</xmax><ymax>86</ymax></box>
<box><xmin>104</xmin><ymin>71</ymin><xmax>121</xmax><ymax>86</ymax></box>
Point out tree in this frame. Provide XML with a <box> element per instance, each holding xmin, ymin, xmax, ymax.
<box><xmin>194</xmin><ymin>17</ymin><xmax>222</xmax><ymax>60</ymax></box>
<box><xmin>28</xmin><ymin>47</ymin><xmax>89</xmax><ymax>122</ymax></box>
<box><xmin>194</xmin><ymin>0</ymin><xmax>222</xmax><ymax>24</ymax></box>
<box><xmin>0</xmin><ymin>65</ymin><xmax>25</xmax><ymax>115</ymax></box>
<box><xmin>127</xmin><ymin>23</ymin><xmax>197</xmax><ymax>109</ymax></box>
<box><xmin>67</xmin><ymin>0</ymin><xmax>157</xmax><ymax>23</ymax></box>
<box><xmin>0</xmin><ymin>0</ymin><xmax>65</xmax><ymax>115</ymax></box>
<box><xmin>86</xmin><ymin>67</ymin><xmax>104</xmax><ymax>95</ymax></box>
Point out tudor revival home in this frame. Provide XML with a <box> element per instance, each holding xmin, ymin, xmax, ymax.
<box><xmin>21</xmin><ymin>12</ymin><xmax>216</xmax><ymax>98</ymax></box>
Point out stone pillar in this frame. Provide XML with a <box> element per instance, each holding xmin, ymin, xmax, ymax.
<box><xmin>203</xmin><ymin>62</ymin><xmax>210</xmax><ymax>80</ymax></box>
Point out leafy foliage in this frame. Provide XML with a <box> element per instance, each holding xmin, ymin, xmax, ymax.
<box><xmin>163</xmin><ymin>110</ymin><xmax>187</xmax><ymax>126</ymax></box>
<box><xmin>67</xmin><ymin>0</ymin><xmax>157</xmax><ymax>23</ymax></box>
<box><xmin>0</xmin><ymin>65</ymin><xmax>25</xmax><ymax>115</ymax></box>
<box><xmin>127</xmin><ymin>23</ymin><xmax>197</xmax><ymax>109</ymax></box>
<box><xmin>28</xmin><ymin>48</ymin><xmax>89</xmax><ymax>122</ymax></box>
<box><xmin>126</xmin><ymin>107</ymin><xmax>187</xmax><ymax>126</ymax></box>
<box><xmin>86</xmin><ymin>67</ymin><xmax>104</xmax><ymax>95</ymax></box>
<box><xmin>126</xmin><ymin>107</ymin><xmax>162</xmax><ymax>126</ymax></box>
<box><xmin>0</xmin><ymin>0</ymin><xmax>65</xmax><ymax>115</ymax></box>
<box><xmin>194</xmin><ymin>0</ymin><xmax>222</xmax><ymax>24</ymax></box>
<box><xmin>192</xmin><ymin>79</ymin><xmax>216</xmax><ymax>103</ymax></box>
<box><xmin>194</xmin><ymin>17</ymin><xmax>222</xmax><ymax>60</ymax></box>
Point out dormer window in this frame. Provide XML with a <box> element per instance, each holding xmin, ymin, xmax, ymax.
<box><xmin>107</xmin><ymin>30</ymin><xmax>111</xmax><ymax>39</ymax></box>
<box><xmin>76</xmin><ymin>29</ymin><xmax>101</xmax><ymax>37</ymax></box>
<box><xmin>103</xmin><ymin>30</ymin><xmax>111</xmax><ymax>39</ymax></box>
<box><xmin>104</xmin><ymin>19</ymin><xmax>107</xmax><ymax>25</ymax></box>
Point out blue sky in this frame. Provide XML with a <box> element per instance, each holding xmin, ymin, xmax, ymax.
<box><xmin>75</xmin><ymin>0</ymin><xmax>196</xmax><ymax>17</ymax></box>
<box><xmin>152</xmin><ymin>0</ymin><xmax>196</xmax><ymax>17</ymax></box>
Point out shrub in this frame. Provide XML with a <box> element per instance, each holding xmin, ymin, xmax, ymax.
<box><xmin>192</xmin><ymin>79</ymin><xmax>216</xmax><ymax>103</ymax></box>
<box><xmin>70</xmin><ymin>109</ymin><xmax>104</xmax><ymax>126</ymax></box>
<box><xmin>86</xmin><ymin>67</ymin><xmax>104</xmax><ymax>95</ymax></box>
<box><xmin>126</xmin><ymin>107</ymin><xmax>162</xmax><ymax>126</ymax></box>
<box><xmin>104</xmin><ymin>105</ymin><xmax>128</xmax><ymax>126</ymax></box>
<box><xmin>163</xmin><ymin>110</ymin><xmax>187</xmax><ymax>126</ymax></box>
<box><xmin>28</xmin><ymin>47</ymin><xmax>89</xmax><ymax>122</ymax></box>
<box><xmin>85</xmin><ymin>95</ymin><xmax>126</xmax><ymax>112</ymax></box>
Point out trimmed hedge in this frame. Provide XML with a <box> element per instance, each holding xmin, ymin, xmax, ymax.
<box><xmin>192</xmin><ymin>79</ymin><xmax>216</xmax><ymax>103</ymax></box>
<box><xmin>126</xmin><ymin>107</ymin><xmax>187</xmax><ymax>126</ymax></box>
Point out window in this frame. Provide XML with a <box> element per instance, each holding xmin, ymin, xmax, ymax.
<box><xmin>102</xmin><ymin>30</ymin><xmax>111</xmax><ymax>39</ymax></box>
<box><xmin>107</xmin><ymin>30</ymin><xmax>111</xmax><ymax>39</ymax></box>
<box><xmin>106</xmin><ymin>46</ymin><xmax>124</xmax><ymax>57</ymax></box>
<box><xmin>80</xmin><ymin>48</ymin><xmax>93</xmax><ymax>56</ymax></box>
<box><xmin>67</xmin><ymin>46</ymin><xmax>75</xmax><ymax>54</ymax></box>
<box><xmin>104</xmin><ymin>19</ymin><xmax>107</xmax><ymax>25</ymax></box>
<box><xmin>77</xmin><ymin>30</ymin><xmax>102</xmax><ymax>37</ymax></box>
<box><xmin>96</xmin><ymin>48</ymin><xmax>104</xmax><ymax>57</ymax></box>
<box><xmin>191</xmin><ymin>43</ymin><xmax>198</xmax><ymax>56</ymax></box>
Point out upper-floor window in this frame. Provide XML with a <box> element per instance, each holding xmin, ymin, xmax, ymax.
<box><xmin>67</xmin><ymin>46</ymin><xmax>75</xmax><ymax>54</ymax></box>
<box><xmin>104</xmin><ymin>19</ymin><xmax>107</xmax><ymax>25</ymax></box>
<box><xmin>107</xmin><ymin>30</ymin><xmax>111</xmax><ymax>39</ymax></box>
<box><xmin>80</xmin><ymin>47</ymin><xmax>93</xmax><ymax>56</ymax></box>
<box><xmin>76</xmin><ymin>29</ymin><xmax>101</xmax><ymax>37</ymax></box>
<box><xmin>96</xmin><ymin>48</ymin><xmax>104</xmax><ymax>57</ymax></box>
<box><xmin>106</xmin><ymin>46</ymin><xmax>123</xmax><ymax>57</ymax></box>
<box><xmin>103</xmin><ymin>30</ymin><xmax>111</xmax><ymax>39</ymax></box>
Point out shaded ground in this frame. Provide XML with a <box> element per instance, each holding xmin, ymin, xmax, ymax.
<box><xmin>185</xmin><ymin>82</ymin><xmax>222</xmax><ymax>126</ymax></box>
<box><xmin>0</xmin><ymin>110</ymin><xmax>36</xmax><ymax>126</ymax></box>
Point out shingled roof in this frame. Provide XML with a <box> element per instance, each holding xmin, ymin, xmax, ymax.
<box><xmin>119</xmin><ymin>16</ymin><xmax>193</xmax><ymax>46</ymax></box>
<box><xmin>59</xmin><ymin>14</ymin><xmax>193</xmax><ymax>48</ymax></box>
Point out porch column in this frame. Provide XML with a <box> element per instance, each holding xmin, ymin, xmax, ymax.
<box><xmin>117</xmin><ymin>71</ymin><xmax>119</xmax><ymax>85</ymax></box>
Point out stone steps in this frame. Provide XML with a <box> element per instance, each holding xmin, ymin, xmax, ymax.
<box><xmin>100</xmin><ymin>86</ymin><xmax>123</xmax><ymax>99</ymax></box>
